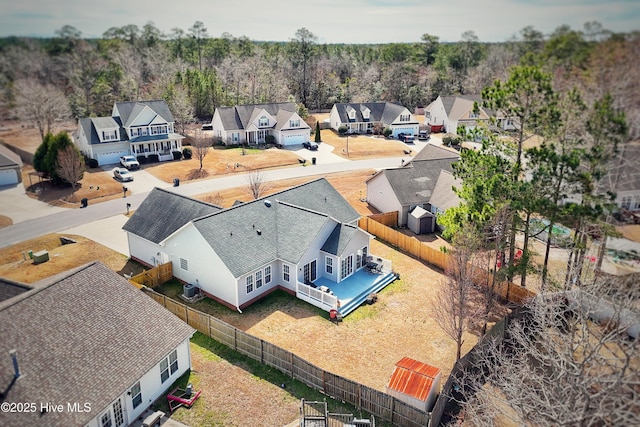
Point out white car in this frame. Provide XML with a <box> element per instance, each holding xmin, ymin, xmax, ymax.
<box><xmin>120</xmin><ymin>155</ymin><xmax>140</xmax><ymax>169</ymax></box>
<box><xmin>114</xmin><ymin>168</ymin><xmax>134</xmax><ymax>182</ymax></box>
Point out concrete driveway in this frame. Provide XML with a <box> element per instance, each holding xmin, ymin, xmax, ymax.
<box><xmin>290</xmin><ymin>142</ymin><xmax>349</xmax><ymax>164</ymax></box>
<box><xmin>0</xmin><ymin>184</ymin><xmax>67</xmax><ymax>223</ymax></box>
<box><xmin>62</xmin><ymin>214</ymin><xmax>130</xmax><ymax>256</ymax></box>
<box><xmin>104</xmin><ymin>165</ymin><xmax>171</xmax><ymax>195</ymax></box>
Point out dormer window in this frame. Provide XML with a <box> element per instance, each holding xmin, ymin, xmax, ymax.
<box><xmin>101</xmin><ymin>130</ymin><xmax>118</xmax><ymax>141</ymax></box>
<box><xmin>349</xmin><ymin>110</ymin><xmax>356</xmax><ymax>120</ymax></box>
<box><xmin>362</xmin><ymin>108</ymin><xmax>370</xmax><ymax>121</ymax></box>
<box><xmin>259</xmin><ymin>116</ymin><xmax>268</xmax><ymax>127</ymax></box>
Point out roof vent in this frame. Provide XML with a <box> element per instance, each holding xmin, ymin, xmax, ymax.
<box><xmin>264</xmin><ymin>200</ymin><xmax>272</xmax><ymax>207</ymax></box>
<box><xmin>256</xmin><ymin>229</ymin><xmax>262</xmax><ymax>236</ymax></box>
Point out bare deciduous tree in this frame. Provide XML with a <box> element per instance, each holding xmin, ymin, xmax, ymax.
<box><xmin>246</xmin><ymin>169</ymin><xmax>270</xmax><ymax>200</ymax></box>
<box><xmin>432</xmin><ymin>225</ymin><xmax>486</xmax><ymax>361</ymax></box>
<box><xmin>14</xmin><ymin>79</ymin><xmax>70</xmax><ymax>140</ymax></box>
<box><xmin>191</xmin><ymin>130</ymin><xmax>211</xmax><ymax>173</ymax></box>
<box><xmin>456</xmin><ymin>276</ymin><xmax>640</xmax><ymax>426</ymax></box>
<box><xmin>56</xmin><ymin>144</ymin><xmax>85</xmax><ymax>200</ymax></box>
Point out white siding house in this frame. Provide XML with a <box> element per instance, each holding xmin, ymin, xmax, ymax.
<box><xmin>73</xmin><ymin>100</ymin><xmax>184</xmax><ymax>166</ymax></box>
<box><xmin>424</xmin><ymin>94</ymin><xmax>518</xmax><ymax>134</ymax></box>
<box><xmin>330</xmin><ymin>102</ymin><xmax>419</xmax><ymax>137</ymax></box>
<box><xmin>0</xmin><ymin>262</ymin><xmax>195</xmax><ymax>427</ymax></box>
<box><xmin>124</xmin><ymin>179</ymin><xmax>390</xmax><ymax>316</ymax></box>
<box><xmin>210</xmin><ymin>102</ymin><xmax>311</xmax><ymax>146</ymax></box>
<box><xmin>366</xmin><ymin>144</ymin><xmax>460</xmax><ymax>227</ymax></box>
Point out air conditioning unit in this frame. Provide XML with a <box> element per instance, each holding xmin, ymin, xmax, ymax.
<box><xmin>183</xmin><ymin>284</ymin><xmax>197</xmax><ymax>298</ymax></box>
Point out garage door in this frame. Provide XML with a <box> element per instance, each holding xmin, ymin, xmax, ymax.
<box><xmin>0</xmin><ymin>169</ymin><xmax>18</xmax><ymax>186</ymax></box>
<box><xmin>97</xmin><ymin>150</ymin><xmax>130</xmax><ymax>166</ymax></box>
<box><xmin>393</xmin><ymin>127</ymin><xmax>417</xmax><ymax>138</ymax></box>
<box><xmin>281</xmin><ymin>132</ymin><xmax>308</xmax><ymax>146</ymax></box>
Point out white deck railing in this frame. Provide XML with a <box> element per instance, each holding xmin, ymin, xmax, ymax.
<box><xmin>296</xmin><ymin>282</ymin><xmax>338</xmax><ymax>312</ymax></box>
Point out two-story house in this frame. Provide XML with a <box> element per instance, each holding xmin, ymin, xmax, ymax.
<box><xmin>210</xmin><ymin>102</ymin><xmax>311</xmax><ymax>146</ymax></box>
<box><xmin>329</xmin><ymin>102</ymin><xmax>420</xmax><ymax>138</ymax></box>
<box><xmin>73</xmin><ymin>100</ymin><xmax>184</xmax><ymax>166</ymax></box>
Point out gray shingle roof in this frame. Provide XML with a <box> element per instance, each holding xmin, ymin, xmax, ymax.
<box><xmin>123</xmin><ymin>187</ymin><xmax>221</xmax><ymax>244</ymax></box>
<box><xmin>0</xmin><ymin>262</ymin><xmax>194</xmax><ymax>427</ymax></box>
<box><xmin>189</xmin><ymin>178</ymin><xmax>359</xmax><ymax>276</ymax></box>
<box><xmin>370</xmin><ymin>144</ymin><xmax>459</xmax><ymax>207</ymax></box>
<box><xmin>194</xmin><ymin>200</ymin><xmax>335</xmax><ymax>276</ymax></box>
<box><xmin>333</xmin><ymin>102</ymin><xmax>414</xmax><ymax>125</ymax></box>
<box><xmin>216</xmin><ymin>102</ymin><xmax>297</xmax><ymax>131</ymax></box>
<box><xmin>429</xmin><ymin>169</ymin><xmax>462</xmax><ymax>211</ymax></box>
<box><xmin>114</xmin><ymin>100</ymin><xmax>175</xmax><ymax>127</ymax></box>
<box><xmin>0</xmin><ymin>278</ymin><xmax>31</xmax><ymax>302</ymax></box>
<box><xmin>321</xmin><ymin>223</ymin><xmax>359</xmax><ymax>255</ymax></box>
<box><xmin>599</xmin><ymin>141</ymin><xmax>640</xmax><ymax>193</ymax></box>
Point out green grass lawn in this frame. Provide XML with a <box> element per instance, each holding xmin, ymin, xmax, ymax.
<box><xmin>150</xmin><ymin>333</ymin><xmax>388</xmax><ymax>426</ymax></box>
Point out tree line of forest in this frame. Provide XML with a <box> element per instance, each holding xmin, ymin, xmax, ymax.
<box><xmin>0</xmin><ymin>21</ymin><xmax>638</xmax><ymax>140</ymax></box>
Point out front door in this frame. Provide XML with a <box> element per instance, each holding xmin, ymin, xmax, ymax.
<box><xmin>112</xmin><ymin>397</ymin><xmax>125</xmax><ymax>427</ymax></box>
<box><xmin>303</xmin><ymin>260</ymin><xmax>317</xmax><ymax>284</ymax></box>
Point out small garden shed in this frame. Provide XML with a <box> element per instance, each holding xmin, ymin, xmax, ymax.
<box><xmin>407</xmin><ymin>206</ymin><xmax>435</xmax><ymax>235</ymax></box>
<box><xmin>386</xmin><ymin>357</ymin><xmax>442</xmax><ymax>412</ymax></box>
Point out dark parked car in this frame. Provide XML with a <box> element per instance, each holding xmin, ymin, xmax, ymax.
<box><xmin>398</xmin><ymin>133</ymin><xmax>415</xmax><ymax>143</ymax></box>
<box><xmin>303</xmin><ymin>141</ymin><xmax>318</xmax><ymax>151</ymax></box>
<box><xmin>418</xmin><ymin>130</ymin><xmax>430</xmax><ymax>140</ymax></box>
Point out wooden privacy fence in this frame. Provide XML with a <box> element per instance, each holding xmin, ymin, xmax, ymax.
<box><xmin>358</xmin><ymin>216</ymin><xmax>536</xmax><ymax>305</ymax></box>
<box><xmin>127</xmin><ymin>262</ymin><xmax>173</xmax><ymax>289</ymax></box>
<box><xmin>368</xmin><ymin>211</ymin><xmax>399</xmax><ymax>227</ymax></box>
<box><xmin>144</xmin><ymin>288</ymin><xmax>431</xmax><ymax>427</ymax></box>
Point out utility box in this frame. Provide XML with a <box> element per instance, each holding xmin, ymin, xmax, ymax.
<box><xmin>183</xmin><ymin>283</ymin><xmax>197</xmax><ymax>298</ymax></box>
<box><xmin>32</xmin><ymin>250</ymin><xmax>49</xmax><ymax>264</ymax></box>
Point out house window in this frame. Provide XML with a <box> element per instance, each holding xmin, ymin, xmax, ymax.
<box><xmin>160</xmin><ymin>358</ymin><xmax>170</xmax><ymax>383</ymax></box>
<box><xmin>621</xmin><ymin>196</ymin><xmax>632</xmax><ymax>209</ymax></box>
<box><xmin>259</xmin><ymin>116</ymin><xmax>268</xmax><ymax>127</ymax></box>
<box><xmin>341</xmin><ymin>255</ymin><xmax>353</xmax><ymax>280</ymax></box>
<box><xmin>470</xmin><ymin>112</ymin><xmax>479</xmax><ymax>119</ymax></box>
<box><xmin>102</xmin><ymin>130</ymin><xmax>118</xmax><ymax>141</ymax></box>
<box><xmin>101</xmin><ymin>411</ymin><xmax>113</xmax><ymax>427</ymax></box>
<box><xmin>169</xmin><ymin>349</ymin><xmax>178</xmax><ymax>374</ymax></box>
<box><xmin>265</xmin><ymin>266</ymin><xmax>271</xmax><ymax>284</ymax></box>
<box><xmin>180</xmin><ymin>258</ymin><xmax>188</xmax><ymax>271</ymax></box>
<box><xmin>326</xmin><ymin>257</ymin><xmax>333</xmax><ymax>274</ymax></box>
<box><xmin>131</xmin><ymin>382</ymin><xmax>142</xmax><ymax>409</ymax></box>
<box><xmin>400</xmin><ymin>114</ymin><xmax>410</xmax><ymax>122</ymax></box>
<box><xmin>160</xmin><ymin>351</ymin><xmax>177</xmax><ymax>383</ymax></box>
<box><xmin>283</xmin><ymin>265</ymin><xmax>290</xmax><ymax>282</ymax></box>
<box><xmin>246</xmin><ymin>275</ymin><xmax>254</xmax><ymax>294</ymax></box>
<box><xmin>289</xmin><ymin>119</ymin><xmax>300</xmax><ymax>128</ymax></box>
<box><xmin>256</xmin><ymin>270</ymin><xmax>263</xmax><ymax>288</ymax></box>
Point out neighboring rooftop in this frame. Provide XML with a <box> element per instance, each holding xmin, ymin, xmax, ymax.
<box><xmin>386</xmin><ymin>357</ymin><xmax>441</xmax><ymax>402</ymax></box>
<box><xmin>0</xmin><ymin>262</ymin><xmax>195</xmax><ymax>427</ymax></box>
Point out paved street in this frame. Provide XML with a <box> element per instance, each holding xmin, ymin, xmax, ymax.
<box><xmin>0</xmin><ymin>150</ymin><xmax>411</xmax><ymax>251</ymax></box>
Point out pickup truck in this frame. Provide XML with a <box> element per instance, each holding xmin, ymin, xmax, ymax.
<box><xmin>120</xmin><ymin>155</ymin><xmax>140</xmax><ymax>169</ymax></box>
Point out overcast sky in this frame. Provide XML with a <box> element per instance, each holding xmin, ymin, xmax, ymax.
<box><xmin>1</xmin><ymin>0</ymin><xmax>638</xmax><ymax>43</ymax></box>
